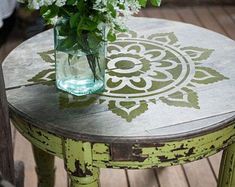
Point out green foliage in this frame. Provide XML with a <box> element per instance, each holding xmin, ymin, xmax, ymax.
<box><xmin>38</xmin><ymin>0</ymin><xmax>161</xmax><ymax>45</ymax></box>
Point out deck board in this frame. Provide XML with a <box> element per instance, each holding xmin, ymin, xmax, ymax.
<box><xmin>100</xmin><ymin>169</ymin><xmax>128</xmax><ymax>187</ymax></box>
<box><xmin>155</xmin><ymin>166</ymin><xmax>189</xmax><ymax>187</ymax></box>
<box><xmin>209</xmin><ymin>6</ymin><xmax>235</xmax><ymax>39</ymax></box>
<box><xmin>208</xmin><ymin>152</ymin><xmax>223</xmax><ymax>180</ymax></box>
<box><xmin>193</xmin><ymin>6</ymin><xmax>226</xmax><ymax>35</ymax></box>
<box><xmin>3</xmin><ymin>4</ymin><xmax>234</xmax><ymax>187</ymax></box>
<box><xmin>183</xmin><ymin>159</ymin><xmax>217</xmax><ymax>187</ymax></box>
<box><xmin>127</xmin><ymin>169</ymin><xmax>159</xmax><ymax>187</ymax></box>
<box><xmin>175</xmin><ymin>7</ymin><xmax>201</xmax><ymax>26</ymax></box>
<box><xmin>160</xmin><ymin>7</ymin><xmax>182</xmax><ymax>21</ymax></box>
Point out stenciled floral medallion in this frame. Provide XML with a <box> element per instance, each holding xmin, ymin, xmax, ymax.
<box><xmin>29</xmin><ymin>31</ymin><xmax>228</xmax><ymax>122</ymax></box>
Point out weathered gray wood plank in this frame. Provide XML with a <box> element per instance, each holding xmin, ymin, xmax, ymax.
<box><xmin>192</xmin><ymin>6</ymin><xmax>226</xmax><ymax>35</ymax></box>
<box><xmin>0</xmin><ymin>64</ymin><xmax>15</xmax><ymax>184</ymax></box>
<box><xmin>209</xmin><ymin>6</ymin><xmax>235</xmax><ymax>39</ymax></box>
<box><xmin>160</xmin><ymin>7</ymin><xmax>182</xmax><ymax>21</ymax></box>
<box><xmin>144</xmin><ymin>8</ymin><xmax>165</xmax><ymax>18</ymax></box>
<box><xmin>175</xmin><ymin>7</ymin><xmax>201</xmax><ymax>26</ymax></box>
<box><xmin>14</xmin><ymin>132</ymin><xmax>37</xmax><ymax>187</ymax></box>
<box><xmin>155</xmin><ymin>166</ymin><xmax>188</xmax><ymax>187</ymax></box>
<box><xmin>14</xmin><ymin>131</ymin><xmax>67</xmax><ymax>187</ymax></box>
<box><xmin>208</xmin><ymin>151</ymin><xmax>223</xmax><ymax>180</ymax></box>
<box><xmin>4</xmin><ymin>17</ymin><xmax>235</xmax><ymax>142</ymax></box>
<box><xmin>127</xmin><ymin>169</ymin><xmax>159</xmax><ymax>187</ymax></box>
<box><xmin>100</xmin><ymin>169</ymin><xmax>128</xmax><ymax>187</ymax></box>
<box><xmin>183</xmin><ymin>159</ymin><xmax>217</xmax><ymax>187</ymax></box>
<box><xmin>223</xmin><ymin>6</ymin><xmax>235</xmax><ymax>23</ymax></box>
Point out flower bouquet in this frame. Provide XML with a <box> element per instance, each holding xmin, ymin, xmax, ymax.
<box><xmin>18</xmin><ymin>0</ymin><xmax>161</xmax><ymax>96</ymax></box>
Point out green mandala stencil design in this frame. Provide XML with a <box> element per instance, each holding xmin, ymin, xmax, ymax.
<box><xmin>29</xmin><ymin>31</ymin><xmax>228</xmax><ymax>122</ymax></box>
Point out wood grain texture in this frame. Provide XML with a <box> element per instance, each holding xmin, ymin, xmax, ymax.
<box><xmin>32</xmin><ymin>145</ymin><xmax>55</xmax><ymax>187</ymax></box>
<box><xmin>160</xmin><ymin>7</ymin><xmax>182</xmax><ymax>21</ymax></box>
<box><xmin>8</xmin><ymin>4</ymin><xmax>235</xmax><ymax>187</ymax></box>
<box><xmin>218</xmin><ymin>144</ymin><xmax>235</xmax><ymax>187</ymax></box>
<box><xmin>144</xmin><ymin>8</ymin><xmax>164</xmax><ymax>18</ymax></box>
<box><xmin>4</xmin><ymin>17</ymin><xmax>235</xmax><ymax>142</ymax></box>
<box><xmin>183</xmin><ymin>159</ymin><xmax>217</xmax><ymax>187</ymax></box>
<box><xmin>100</xmin><ymin>169</ymin><xmax>128</xmax><ymax>187</ymax></box>
<box><xmin>224</xmin><ymin>6</ymin><xmax>235</xmax><ymax>22</ymax></box>
<box><xmin>14</xmin><ymin>131</ymin><xmax>67</xmax><ymax>187</ymax></box>
<box><xmin>192</xmin><ymin>6</ymin><xmax>226</xmax><ymax>35</ymax></box>
<box><xmin>127</xmin><ymin>169</ymin><xmax>159</xmax><ymax>187</ymax></box>
<box><xmin>209</xmin><ymin>6</ymin><xmax>235</xmax><ymax>39</ymax></box>
<box><xmin>208</xmin><ymin>151</ymin><xmax>223</xmax><ymax>180</ymax></box>
<box><xmin>155</xmin><ymin>166</ymin><xmax>188</xmax><ymax>187</ymax></box>
<box><xmin>0</xmin><ymin>64</ymin><xmax>15</xmax><ymax>184</ymax></box>
<box><xmin>14</xmin><ymin>132</ymin><xmax>37</xmax><ymax>187</ymax></box>
<box><xmin>161</xmin><ymin>0</ymin><xmax>235</xmax><ymax>5</ymax></box>
<box><xmin>175</xmin><ymin>7</ymin><xmax>201</xmax><ymax>26</ymax></box>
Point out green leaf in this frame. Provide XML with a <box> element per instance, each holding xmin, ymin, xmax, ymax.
<box><xmin>41</xmin><ymin>5</ymin><xmax>59</xmax><ymax>22</ymax></box>
<box><xmin>107</xmin><ymin>31</ymin><xmax>116</xmax><ymax>42</ymax></box>
<box><xmin>77</xmin><ymin>0</ymin><xmax>85</xmax><ymax>15</ymax></box>
<box><xmin>79</xmin><ymin>18</ymin><xmax>98</xmax><ymax>31</ymax></box>
<box><xmin>70</xmin><ymin>13</ymin><xmax>79</xmax><ymax>28</ymax></box>
<box><xmin>58</xmin><ymin>37</ymin><xmax>75</xmax><ymax>50</ymax></box>
<box><xmin>67</xmin><ymin>0</ymin><xmax>76</xmax><ymax>5</ymax></box>
<box><xmin>138</xmin><ymin>0</ymin><xmax>147</xmax><ymax>7</ymax></box>
<box><xmin>107</xmin><ymin>4</ymin><xmax>116</xmax><ymax>17</ymax></box>
<box><xmin>118</xmin><ymin>4</ymin><xmax>125</xmax><ymax>10</ymax></box>
<box><xmin>88</xmin><ymin>33</ymin><xmax>103</xmax><ymax>50</ymax></box>
<box><xmin>150</xmin><ymin>0</ymin><xmax>161</xmax><ymax>6</ymax></box>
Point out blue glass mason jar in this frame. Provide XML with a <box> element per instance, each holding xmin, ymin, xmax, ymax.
<box><xmin>54</xmin><ymin>18</ymin><xmax>106</xmax><ymax>96</ymax></box>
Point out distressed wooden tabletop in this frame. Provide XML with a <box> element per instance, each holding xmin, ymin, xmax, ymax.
<box><xmin>3</xmin><ymin>17</ymin><xmax>235</xmax><ymax>143</ymax></box>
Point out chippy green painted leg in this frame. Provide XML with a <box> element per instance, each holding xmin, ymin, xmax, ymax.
<box><xmin>63</xmin><ymin>139</ymin><xmax>99</xmax><ymax>187</ymax></box>
<box><xmin>32</xmin><ymin>145</ymin><xmax>55</xmax><ymax>187</ymax></box>
<box><xmin>218</xmin><ymin>143</ymin><xmax>235</xmax><ymax>187</ymax></box>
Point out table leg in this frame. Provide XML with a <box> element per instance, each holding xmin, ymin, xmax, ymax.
<box><xmin>218</xmin><ymin>143</ymin><xmax>235</xmax><ymax>187</ymax></box>
<box><xmin>32</xmin><ymin>145</ymin><xmax>55</xmax><ymax>187</ymax></box>
<box><xmin>63</xmin><ymin>140</ymin><xmax>99</xmax><ymax>187</ymax></box>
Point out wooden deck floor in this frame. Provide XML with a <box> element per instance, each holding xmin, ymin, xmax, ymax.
<box><xmin>1</xmin><ymin>4</ymin><xmax>235</xmax><ymax>187</ymax></box>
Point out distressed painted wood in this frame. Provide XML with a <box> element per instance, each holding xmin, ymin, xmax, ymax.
<box><xmin>0</xmin><ymin>65</ymin><xmax>15</xmax><ymax>184</ymax></box>
<box><xmin>14</xmin><ymin>131</ymin><xmax>67</xmax><ymax>187</ymax></box>
<box><xmin>4</xmin><ymin>18</ymin><xmax>235</xmax><ymax>143</ymax></box>
<box><xmin>32</xmin><ymin>146</ymin><xmax>55</xmax><ymax>187</ymax></box>
<box><xmin>218</xmin><ymin>144</ymin><xmax>235</xmax><ymax>187</ymax></box>
<box><xmin>10</xmin><ymin>112</ymin><xmax>235</xmax><ymax>186</ymax></box>
<box><xmin>10</xmin><ymin>113</ymin><xmax>235</xmax><ymax>169</ymax></box>
<box><xmin>3</xmin><ymin>17</ymin><xmax>235</xmax><ymax>187</ymax></box>
<box><xmin>63</xmin><ymin>140</ymin><xmax>99</xmax><ymax>187</ymax></box>
<box><xmin>208</xmin><ymin>151</ymin><xmax>223</xmax><ymax>180</ymax></box>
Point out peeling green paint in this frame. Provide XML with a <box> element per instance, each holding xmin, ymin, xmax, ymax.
<box><xmin>11</xmin><ymin>112</ymin><xmax>235</xmax><ymax>186</ymax></box>
<box><xmin>218</xmin><ymin>143</ymin><xmax>235</xmax><ymax>187</ymax></box>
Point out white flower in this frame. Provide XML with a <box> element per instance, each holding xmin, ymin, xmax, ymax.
<box><xmin>42</xmin><ymin>0</ymin><xmax>55</xmax><ymax>6</ymax></box>
<box><xmin>28</xmin><ymin>0</ymin><xmax>40</xmax><ymax>9</ymax></box>
<box><xmin>17</xmin><ymin>0</ymin><xmax>142</xmax><ymax>32</ymax></box>
<box><xmin>55</xmin><ymin>0</ymin><xmax>66</xmax><ymax>7</ymax></box>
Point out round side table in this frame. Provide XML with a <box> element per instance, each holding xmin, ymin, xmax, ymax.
<box><xmin>3</xmin><ymin>17</ymin><xmax>235</xmax><ymax>187</ymax></box>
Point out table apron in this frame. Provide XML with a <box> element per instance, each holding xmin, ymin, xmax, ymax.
<box><xmin>10</xmin><ymin>113</ymin><xmax>235</xmax><ymax>169</ymax></box>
